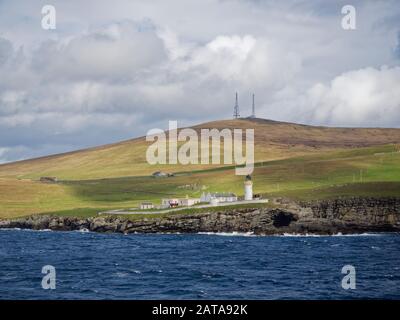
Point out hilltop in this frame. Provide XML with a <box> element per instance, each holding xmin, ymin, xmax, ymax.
<box><xmin>1</xmin><ymin>117</ymin><xmax>399</xmax><ymax>180</ymax></box>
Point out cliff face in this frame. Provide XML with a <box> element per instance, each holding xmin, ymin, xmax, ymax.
<box><xmin>1</xmin><ymin>198</ymin><xmax>400</xmax><ymax>235</ymax></box>
<box><xmin>302</xmin><ymin>197</ymin><xmax>400</xmax><ymax>226</ymax></box>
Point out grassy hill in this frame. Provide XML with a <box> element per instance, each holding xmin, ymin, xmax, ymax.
<box><xmin>0</xmin><ymin>118</ymin><xmax>399</xmax><ymax>218</ymax></box>
<box><xmin>1</xmin><ymin>118</ymin><xmax>400</xmax><ymax>180</ymax></box>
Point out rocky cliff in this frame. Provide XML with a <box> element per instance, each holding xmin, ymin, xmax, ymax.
<box><xmin>1</xmin><ymin>197</ymin><xmax>400</xmax><ymax>235</ymax></box>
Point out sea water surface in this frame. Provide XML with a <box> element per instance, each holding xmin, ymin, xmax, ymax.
<box><xmin>0</xmin><ymin>229</ymin><xmax>399</xmax><ymax>299</ymax></box>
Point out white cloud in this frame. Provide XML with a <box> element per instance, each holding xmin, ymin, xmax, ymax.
<box><xmin>182</xmin><ymin>35</ymin><xmax>301</xmax><ymax>89</ymax></box>
<box><xmin>0</xmin><ymin>38</ymin><xmax>14</xmax><ymax>66</ymax></box>
<box><xmin>0</xmin><ymin>146</ymin><xmax>30</xmax><ymax>163</ymax></box>
<box><xmin>304</xmin><ymin>66</ymin><xmax>400</xmax><ymax>126</ymax></box>
<box><xmin>31</xmin><ymin>20</ymin><xmax>167</xmax><ymax>82</ymax></box>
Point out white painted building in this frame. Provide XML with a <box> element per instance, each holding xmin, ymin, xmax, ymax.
<box><xmin>140</xmin><ymin>202</ymin><xmax>154</xmax><ymax>209</ymax></box>
<box><xmin>179</xmin><ymin>198</ymin><xmax>201</xmax><ymax>206</ymax></box>
<box><xmin>200</xmin><ymin>192</ymin><xmax>238</xmax><ymax>203</ymax></box>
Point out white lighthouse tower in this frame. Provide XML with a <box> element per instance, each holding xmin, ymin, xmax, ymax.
<box><xmin>244</xmin><ymin>175</ymin><xmax>253</xmax><ymax>201</ymax></box>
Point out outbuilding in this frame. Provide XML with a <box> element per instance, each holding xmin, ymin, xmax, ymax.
<box><xmin>200</xmin><ymin>192</ymin><xmax>237</xmax><ymax>203</ymax></box>
<box><xmin>140</xmin><ymin>202</ymin><xmax>154</xmax><ymax>210</ymax></box>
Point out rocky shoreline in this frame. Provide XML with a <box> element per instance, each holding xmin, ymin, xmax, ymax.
<box><xmin>1</xmin><ymin>197</ymin><xmax>400</xmax><ymax>235</ymax></box>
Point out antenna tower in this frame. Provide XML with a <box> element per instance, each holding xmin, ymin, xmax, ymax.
<box><xmin>251</xmin><ymin>93</ymin><xmax>255</xmax><ymax>118</ymax></box>
<box><xmin>233</xmin><ymin>92</ymin><xmax>240</xmax><ymax>119</ymax></box>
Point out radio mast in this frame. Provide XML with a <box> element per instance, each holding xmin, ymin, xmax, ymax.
<box><xmin>251</xmin><ymin>93</ymin><xmax>255</xmax><ymax>118</ymax></box>
<box><xmin>233</xmin><ymin>92</ymin><xmax>240</xmax><ymax>119</ymax></box>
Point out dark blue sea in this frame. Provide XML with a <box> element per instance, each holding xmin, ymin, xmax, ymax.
<box><xmin>1</xmin><ymin>229</ymin><xmax>399</xmax><ymax>299</ymax></box>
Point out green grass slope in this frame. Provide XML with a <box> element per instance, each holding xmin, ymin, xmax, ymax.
<box><xmin>1</xmin><ymin>118</ymin><xmax>399</xmax><ymax>180</ymax></box>
<box><xmin>0</xmin><ymin>118</ymin><xmax>399</xmax><ymax>218</ymax></box>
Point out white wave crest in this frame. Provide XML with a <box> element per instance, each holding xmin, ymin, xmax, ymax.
<box><xmin>276</xmin><ymin>232</ymin><xmax>385</xmax><ymax>237</ymax></box>
<box><xmin>198</xmin><ymin>231</ymin><xmax>255</xmax><ymax>237</ymax></box>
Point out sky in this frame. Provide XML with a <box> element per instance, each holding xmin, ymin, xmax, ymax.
<box><xmin>0</xmin><ymin>0</ymin><xmax>399</xmax><ymax>163</ymax></box>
